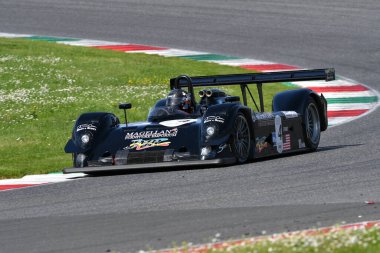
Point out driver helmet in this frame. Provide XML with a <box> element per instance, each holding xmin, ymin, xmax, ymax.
<box><xmin>166</xmin><ymin>89</ymin><xmax>191</xmax><ymax>112</ymax></box>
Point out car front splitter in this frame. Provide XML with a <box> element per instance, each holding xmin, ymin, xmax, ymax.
<box><xmin>63</xmin><ymin>157</ymin><xmax>236</xmax><ymax>174</ymax></box>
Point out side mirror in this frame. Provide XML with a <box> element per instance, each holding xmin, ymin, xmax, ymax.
<box><xmin>119</xmin><ymin>103</ymin><xmax>132</xmax><ymax>110</ymax></box>
<box><xmin>119</xmin><ymin>103</ymin><xmax>132</xmax><ymax>126</ymax></box>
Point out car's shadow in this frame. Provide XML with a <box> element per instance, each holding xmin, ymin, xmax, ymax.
<box><xmin>86</xmin><ymin>163</ymin><xmax>225</xmax><ymax>177</ymax></box>
<box><xmin>316</xmin><ymin>143</ymin><xmax>363</xmax><ymax>152</ymax></box>
<box><xmin>85</xmin><ymin>143</ymin><xmax>363</xmax><ymax>177</ymax></box>
<box><xmin>251</xmin><ymin>143</ymin><xmax>363</xmax><ymax>163</ymax></box>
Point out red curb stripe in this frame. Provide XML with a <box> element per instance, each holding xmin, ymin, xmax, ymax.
<box><xmin>94</xmin><ymin>44</ymin><xmax>167</xmax><ymax>51</ymax></box>
<box><xmin>240</xmin><ymin>64</ymin><xmax>299</xmax><ymax>71</ymax></box>
<box><xmin>328</xmin><ymin>109</ymin><xmax>368</xmax><ymax>117</ymax></box>
<box><xmin>308</xmin><ymin>85</ymin><xmax>368</xmax><ymax>93</ymax></box>
<box><xmin>0</xmin><ymin>184</ymin><xmax>39</xmax><ymax>191</ymax></box>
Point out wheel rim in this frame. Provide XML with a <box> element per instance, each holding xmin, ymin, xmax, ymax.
<box><xmin>233</xmin><ymin>115</ymin><xmax>250</xmax><ymax>161</ymax></box>
<box><xmin>306</xmin><ymin>103</ymin><xmax>320</xmax><ymax>144</ymax></box>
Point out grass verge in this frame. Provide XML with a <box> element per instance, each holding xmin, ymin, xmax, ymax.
<box><xmin>166</xmin><ymin>224</ymin><xmax>380</xmax><ymax>253</ymax></box>
<box><xmin>0</xmin><ymin>38</ymin><xmax>291</xmax><ymax>178</ymax></box>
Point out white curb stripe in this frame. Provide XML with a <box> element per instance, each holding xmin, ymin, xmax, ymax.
<box><xmin>0</xmin><ymin>173</ymin><xmax>86</xmax><ymax>186</ymax></box>
<box><xmin>328</xmin><ymin>117</ymin><xmax>358</xmax><ymax>125</ymax></box>
<box><xmin>291</xmin><ymin>79</ymin><xmax>360</xmax><ymax>87</ymax></box>
<box><xmin>327</xmin><ymin>103</ymin><xmax>375</xmax><ymax>111</ymax></box>
<box><xmin>57</xmin><ymin>40</ymin><xmax>124</xmax><ymax>47</ymax></box>
<box><xmin>260</xmin><ymin>68</ymin><xmax>304</xmax><ymax>72</ymax></box>
<box><xmin>205</xmin><ymin>58</ymin><xmax>274</xmax><ymax>66</ymax></box>
<box><xmin>22</xmin><ymin>173</ymin><xmax>86</xmax><ymax>181</ymax></box>
<box><xmin>139</xmin><ymin>49</ymin><xmax>210</xmax><ymax>57</ymax></box>
<box><xmin>321</xmin><ymin>91</ymin><xmax>376</xmax><ymax>99</ymax></box>
<box><xmin>0</xmin><ymin>32</ymin><xmax>32</xmax><ymax>38</ymax></box>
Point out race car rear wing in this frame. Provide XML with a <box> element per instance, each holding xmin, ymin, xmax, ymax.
<box><xmin>170</xmin><ymin>68</ymin><xmax>335</xmax><ymax>112</ymax></box>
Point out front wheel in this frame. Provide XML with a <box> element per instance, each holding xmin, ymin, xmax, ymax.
<box><xmin>303</xmin><ymin>98</ymin><xmax>321</xmax><ymax>150</ymax></box>
<box><xmin>230</xmin><ymin>113</ymin><xmax>251</xmax><ymax>163</ymax></box>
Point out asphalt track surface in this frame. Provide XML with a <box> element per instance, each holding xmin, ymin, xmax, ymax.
<box><xmin>1</xmin><ymin>0</ymin><xmax>380</xmax><ymax>252</ymax></box>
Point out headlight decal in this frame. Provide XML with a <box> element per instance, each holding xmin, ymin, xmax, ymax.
<box><xmin>206</xmin><ymin>126</ymin><xmax>215</xmax><ymax>136</ymax></box>
<box><xmin>81</xmin><ymin>134</ymin><xmax>90</xmax><ymax>144</ymax></box>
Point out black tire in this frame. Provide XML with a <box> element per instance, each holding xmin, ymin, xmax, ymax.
<box><xmin>303</xmin><ymin>97</ymin><xmax>321</xmax><ymax>150</ymax></box>
<box><xmin>231</xmin><ymin>113</ymin><xmax>251</xmax><ymax>163</ymax></box>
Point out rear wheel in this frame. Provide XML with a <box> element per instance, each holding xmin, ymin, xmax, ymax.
<box><xmin>231</xmin><ymin>113</ymin><xmax>251</xmax><ymax>163</ymax></box>
<box><xmin>303</xmin><ymin>98</ymin><xmax>321</xmax><ymax>150</ymax></box>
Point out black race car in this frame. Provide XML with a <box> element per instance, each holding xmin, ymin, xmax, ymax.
<box><xmin>63</xmin><ymin>69</ymin><xmax>335</xmax><ymax>174</ymax></box>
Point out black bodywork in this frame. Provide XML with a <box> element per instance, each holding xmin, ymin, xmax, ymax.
<box><xmin>63</xmin><ymin>69</ymin><xmax>335</xmax><ymax>174</ymax></box>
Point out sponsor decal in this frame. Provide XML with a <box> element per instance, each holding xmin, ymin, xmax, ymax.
<box><xmin>272</xmin><ymin>132</ymin><xmax>291</xmax><ymax>151</ymax></box>
<box><xmin>159</xmin><ymin>119</ymin><xmax>197</xmax><ymax>127</ymax></box>
<box><xmin>204</xmin><ymin>116</ymin><xmax>225</xmax><ymax>124</ymax></box>
<box><xmin>125</xmin><ymin>128</ymin><xmax>178</xmax><ymax>140</ymax></box>
<box><xmin>256</xmin><ymin>136</ymin><xmax>269</xmax><ymax>153</ymax></box>
<box><xmin>274</xmin><ymin>115</ymin><xmax>283</xmax><ymax>153</ymax></box>
<box><xmin>76</xmin><ymin>124</ymin><xmax>97</xmax><ymax>132</ymax></box>
<box><xmin>283</xmin><ymin>133</ymin><xmax>291</xmax><ymax>151</ymax></box>
<box><xmin>217</xmin><ymin>144</ymin><xmax>228</xmax><ymax>153</ymax></box>
<box><xmin>127</xmin><ymin>138</ymin><xmax>171</xmax><ymax>151</ymax></box>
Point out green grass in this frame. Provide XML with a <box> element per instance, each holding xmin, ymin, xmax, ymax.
<box><xmin>0</xmin><ymin>38</ymin><xmax>291</xmax><ymax>178</ymax></box>
<box><xmin>175</xmin><ymin>225</ymin><xmax>380</xmax><ymax>253</ymax></box>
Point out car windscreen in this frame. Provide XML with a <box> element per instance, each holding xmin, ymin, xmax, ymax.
<box><xmin>147</xmin><ymin>106</ymin><xmax>198</xmax><ymax>122</ymax></box>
